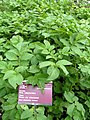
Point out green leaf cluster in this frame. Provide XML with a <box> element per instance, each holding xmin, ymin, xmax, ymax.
<box><xmin>0</xmin><ymin>0</ymin><xmax>90</xmax><ymax>120</ymax></box>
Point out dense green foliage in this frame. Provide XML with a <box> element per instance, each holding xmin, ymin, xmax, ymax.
<box><xmin>0</xmin><ymin>0</ymin><xmax>90</xmax><ymax>120</ymax></box>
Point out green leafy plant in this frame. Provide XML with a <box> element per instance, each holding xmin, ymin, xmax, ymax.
<box><xmin>0</xmin><ymin>0</ymin><xmax>90</xmax><ymax>120</ymax></box>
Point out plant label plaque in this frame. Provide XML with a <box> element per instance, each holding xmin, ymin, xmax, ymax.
<box><xmin>18</xmin><ymin>82</ymin><xmax>52</xmax><ymax>105</ymax></box>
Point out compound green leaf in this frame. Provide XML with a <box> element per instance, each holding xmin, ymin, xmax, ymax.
<box><xmin>75</xmin><ymin>101</ymin><xmax>85</xmax><ymax>117</ymax></box>
<box><xmin>29</xmin><ymin>65</ymin><xmax>40</xmax><ymax>73</ymax></box>
<box><xmin>10</xmin><ymin>35</ymin><xmax>23</xmax><ymax>45</ymax></box>
<box><xmin>20</xmin><ymin>53</ymin><xmax>33</xmax><ymax>60</ymax></box>
<box><xmin>39</xmin><ymin>61</ymin><xmax>55</xmax><ymax>68</ymax></box>
<box><xmin>0</xmin><ymin>61</ymin><xmax>7</xmax><ymax>69</ymax></box>
<box><xmin>8</xmin><ymin>73</ymin><xmax>23</xmax><ymax>89</ymax></box>
<box><xmin>37</xmin><ymin>114</ymin><xmax>47</xmax><ymax>120</ymax></box>
<box><xmin>5</xmin><ymin>51</ymin><xmax>18</xmax><ymax>60</ymax></box>
<box><xmin>59</xmin><ymin>65</ymin><xmax>69</xmax><ymax>75</ymax></box>
<box><xmin>64</xmin><ymin>91</ymin><xmax>75</xmax><ymax>103</ymax></box>
<box><xmin>67</xmin><ymin>103</ymin><xmax>75</xmax><ymax>117</ymax></box>
<box><xmin>56</xmin><ymin>60</ymin><xmax>72</xmax><ymax>66</ymax></box>
<box><xmin>47</xmin><ymin>66</ymin><xmax>60</xmax><ymax>80</ymax></box>
<box><xmin>3</xmin><ymin>70</ymin><xmax>16</xmax><ymax>80</ymax></box>
<box><xmin>21</xmin><ymin>109</ymin><xmax>33</xmax><ymax>119</ymax></box>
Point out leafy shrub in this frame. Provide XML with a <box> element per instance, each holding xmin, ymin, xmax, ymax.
<box><xmin>0</xmin><ymin>0</ymin><xmax>90</xmax><ymax>120</ymax></box>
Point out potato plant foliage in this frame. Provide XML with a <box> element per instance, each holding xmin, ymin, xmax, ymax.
<box><xmin>0</xmin><ymin>0</ymin><xmax>90</xmax><ymax>120</ymax></box>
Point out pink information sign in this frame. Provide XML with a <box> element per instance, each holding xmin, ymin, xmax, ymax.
<box><xmin>18</xmin><ymin>82</ymin><xmax>52</xmax><ymax>105</ymax></box>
